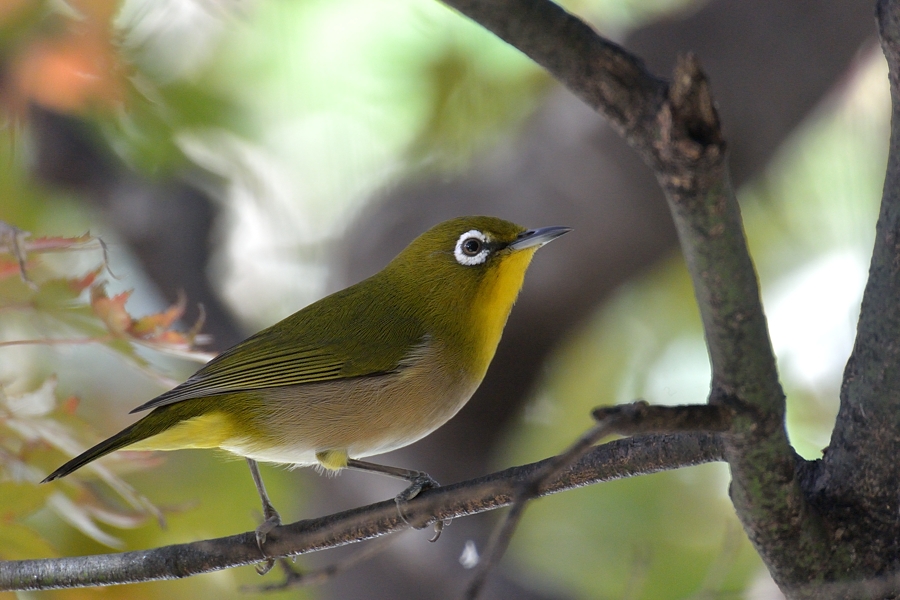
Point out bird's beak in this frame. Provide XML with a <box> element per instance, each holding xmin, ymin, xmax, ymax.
<box><xmin>508</xmin><ymin>226</ymin><xmax>572</xmax><ymax>251</ymax></box>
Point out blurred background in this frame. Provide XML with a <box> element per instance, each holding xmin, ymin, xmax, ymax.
<box><xmin>0</xmin><ymin>0</ymin><xmax>884</xmax><ymax>598</ymax></box>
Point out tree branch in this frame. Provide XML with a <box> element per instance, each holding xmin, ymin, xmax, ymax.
<box><xmin>243</xmin><ymin>535</ymin><xmax>397</xmax><ymax>592</ymax></box>
<box><xmin>808</xmin><ymin>0</ymin><xmax>900</xmax><ymax>584</ymax></box>
<box><xmin>0</xmin><ymin>433</ymin><xmax>722</xmax><ymax>591</ymax></box>
<box><xmin>593</xmin><ymin>401</ymin><xmax>734</xmax><ymax>434</ymax></box>
<box><xmin>464</xmin><ymin>405</ymin><xmax>640</xmax><ymax>599</ymax></box>
<box><xmin>438</xmin><ymin>0</ymin><xmax>667</xmax><ymax>155</ymax></box>
<box><xmin>438</xmin><ymin>0</ymin><xmax>826</xmax><ymax>592</ymax></box>
<box><xmin>653</xmin><ymin>58</ymin><xmax>828</xmax><ymax>590</ymax></box>
<box><xmin>463</xmin><ymin>401</ymin><xmax>732</xmax><ymax>598</ymax></box>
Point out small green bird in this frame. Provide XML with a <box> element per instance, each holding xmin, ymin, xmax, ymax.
<box><xmin>43</xmin><ymin>216</ymin><xmax>569</xmax><ymax>545</ymax></box>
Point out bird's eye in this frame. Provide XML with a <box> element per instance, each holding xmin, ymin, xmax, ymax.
<box><xmin>454</xmin><ymin>230</ymin><xmax>490</xmax><ymax>266</ymax></box>
<box><xmin>462</xmin><ymin>237</ymin><xmax>482</xmax><ymax>256</ymax></box>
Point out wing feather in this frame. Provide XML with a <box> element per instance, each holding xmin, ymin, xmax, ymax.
<box><xmin>130</xmin><ymin>279</ymin><xmax>426</xmax><ymax>413</ymax></box>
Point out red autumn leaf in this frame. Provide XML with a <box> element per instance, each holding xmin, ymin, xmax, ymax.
<box><xmin>0</xmin><ymin>257</ymin><xmax>25</xmax><ymax>280</ymax></box>
<box><xmin>69</xmin><ymin>270</ymin><xmax>100</xmax><ymax>293</ymax></box>
<box><xmin>131</xmin><ymin>294</ymin><xmax>186</xmax><ymax>338</ymax></box>
<box><xmin>148</xmin><ymin>330</ymin><xmax>193</xmax><ymax>347</ymax></box>
<box><xmin>89</xmin><ymin>285</ymin><xmax>199</xmax><ymax>350</ymax></box>
<box><xmin>26</xmin><ymin>234</ymin><xmax>95</xmax><ymax>252</ymax></box>
<box><xmin>90</xmin><ymin>286</ymin><xmax>133</xmax><ymax>335</ymax></box>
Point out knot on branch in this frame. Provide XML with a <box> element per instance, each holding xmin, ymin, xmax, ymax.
<box><xmin>656</xmin><ymin>53</ymin><xmax>725</xmax><ymax>185</ymax></box>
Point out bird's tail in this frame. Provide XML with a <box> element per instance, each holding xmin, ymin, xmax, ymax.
<box><xmin>42</xmin><ymin>413</ymin><xmax>171</xmax><ymax>482</ymax></box>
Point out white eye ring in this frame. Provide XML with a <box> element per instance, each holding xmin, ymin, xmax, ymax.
<box><xmin>454</xmin><ymin>230</ymin><xmax>491</xmax><ymax>266</ymax></box>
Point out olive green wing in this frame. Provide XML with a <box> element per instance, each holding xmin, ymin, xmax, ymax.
<box><xmin>130</xmin><ymin>284</ymin><xmax>425</xmax><ymax>413</ymax></box>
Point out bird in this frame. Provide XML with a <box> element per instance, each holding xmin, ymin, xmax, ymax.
<box><xmin>43</xmin><ymin>215</ymin><xmax>570</xmax><ymax>553</ymax></box>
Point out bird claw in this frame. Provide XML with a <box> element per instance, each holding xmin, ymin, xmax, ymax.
<box><xmin>255</xmin><ymin>514</ymin><xmax>281</xmax><ymax>547</ymax></box>
<box><xmin>394</xmin><ymin>473</ymin><xmax>447</xmax><ymax>540</ymax></box>
<box><xmin>254</xmin><ymin>509</ymin><xmax>282</xmax><ymax>575</ymax></box>
<box><xmin>429</xmin><ymin>518</ymin><xmax>446</xmax><ymax>542</ymax></box>
<box><xmin>396</xmin><ymin>472</ymin><xmax>439</xmax><ymax>503</ymax></box>
<box><xmin>256</xmin><ymin>558</ymin><xmax>276</xmax><ymax>576</ymax></box>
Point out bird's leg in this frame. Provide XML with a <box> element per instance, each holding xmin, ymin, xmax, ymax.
<box><xmin>345</xmin><ymin>458</ymin><xmax>438</xmax><ymax>500</ymax></box>
<box><xmin>247</xmin><ymin>458</ymin><xmax>282</xmax><ymax>541</ymax></box>
<box><xmin>246</xmin><ymin>458</ymin><xmax>281</xmax><ymax>574</ymax></box>
<box><xmin>345</xmin><ymin>458</ymin><xmax>446</xmax><ymax>541</ymax></box>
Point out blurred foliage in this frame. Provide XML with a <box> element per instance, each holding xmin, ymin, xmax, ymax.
<box><xmin>0</xmin><ymin>228</ymin><xmax>185</xmax><ymax>554</ymax></box>
<box><xmin>500</xmin><ymin>48</ymin><xmax>887</xmax><ymax>599</ymax></box>
<box><xmin>0</xmin><ymin>227</ymin><xmax>311</xmax><ymax>600</ymax></box>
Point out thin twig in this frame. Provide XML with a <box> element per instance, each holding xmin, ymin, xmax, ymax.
<box><xmin>242</xmin><ymin>534</ymin><xmax>397</xmax><ymax>592</ymax></box>
<box><xmin>464</xmin><ymin>401</ymin><xmax>740</xmax><ymax>598</ymax></box>
<box><xmin>0</xmin><ymin>432</ymin><xmax>724</xmax><ymax>591</ymax></box>
<box><xmin>0</xmin><ymin>336</ymin><xmax>115</xmax><ymax>347</ymax></box>
<box><xmin>461</xmin><ymin>491</ymin><xmax>529</xmax><ymax>600</ymax></box>
<box><xmin>95</xmin><ymin>237</ymin><xmax>120</xmax><ymax>280</ymax></box>
<box><xmin>463</xmin><ymin>404</ymin><xmax>645</xmax><ymax>598</ymax></box>
<box><xmin>0</xmin><ymin>221</ymin><xmax>34</xmax><ymax>288</ymax></box>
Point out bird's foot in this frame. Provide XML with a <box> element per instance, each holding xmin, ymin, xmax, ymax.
<box><xmin>394</xmin><ymin>473</ymin><xmax>448</xmax><ymax>542</ymax></box>
<box><xmin>254</xmin><ymin>506</ymin><xmax>282</xmax><ymax>575</ymax></box>
<box><xmin>396</xmin><ymin>471</ymin><xmax>439</xmax><ymax>503</ymax></box>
